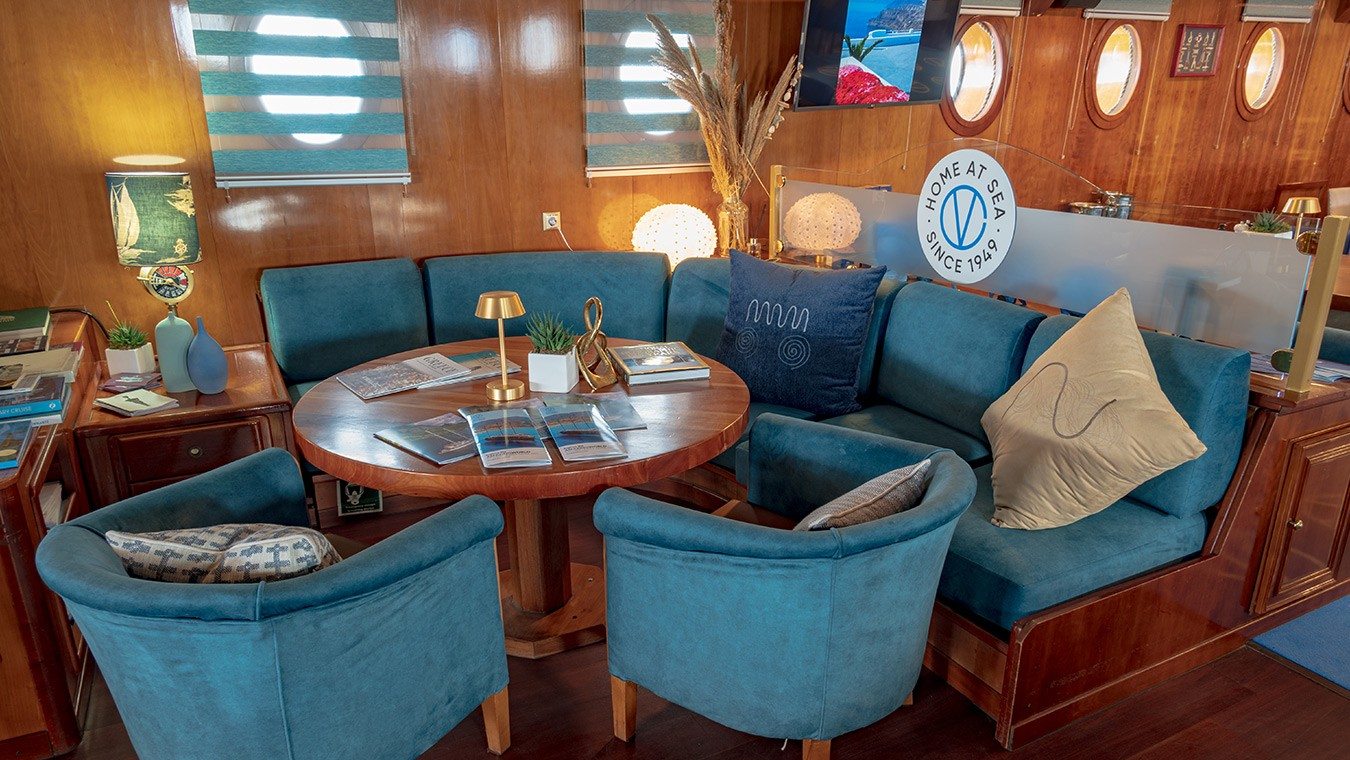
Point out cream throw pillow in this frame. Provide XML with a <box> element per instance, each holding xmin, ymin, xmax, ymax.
<box><xmin>980</xmin><ymin>289</ymin><xmax>1206</xmax><ymax>530</ymax></box>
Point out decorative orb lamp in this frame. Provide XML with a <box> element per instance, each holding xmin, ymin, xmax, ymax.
<box><xmin>474</xmin><ymin>290</ymin><xmax>526</xmax><ymax>401</ymax></box>
<box><xmin>784</xmin><ymin>192</ymin><xmax>862</xmax><ymax>251</ymax></box>
<box><xmin>631</xmin><ymin>203</ymin><xmax>717</xmax><ymax>267</ymax></box>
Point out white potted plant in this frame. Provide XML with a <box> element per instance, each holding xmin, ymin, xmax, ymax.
<box><xmin>525</xmin><ymin>312</ymin><xmax>578</xmax><ymax>393</ymax></box>
<box><xmin>105</xmin><ymin>303</ymin><xmax>156</xmax><ymax>376</ymax></box>
<box><xmin>1234</xmin><ymin>210</ymin><xmax>1294</xmax><ymax>239</ymax></box>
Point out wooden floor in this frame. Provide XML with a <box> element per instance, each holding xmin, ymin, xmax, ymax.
<box><xmin>72</xmin><ymin>500</ymin><xmax>1350</xmax><ymax>760</ymax></box>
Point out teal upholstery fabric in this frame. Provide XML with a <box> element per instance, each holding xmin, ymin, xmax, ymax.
<box><xmin>1323</xmin><ymin>326</ymin><xmax>1350</xmax><ymax>365</ymax></box>
<box><xmin>709</xmin><ymin>400</ymin><xmax>815</xmax><ymax>470</ymax></box>
<box><xmin>822</xmin><ymin>404</ymin><xmax>991</xmax><ymax>464</ymax></box>
<box><xmin>423</xmin><ymin>251</ymin><xmax>669</xmax><ymax>343</ymax></box>
<box><xmin>36</xmin><ymin>449</ymin><xmax>508</xmax><ymax>760</ymax></box>
<box><xmin>287</xmin><ymin>380</ymin><xmax>321</xmax><ymax>406</ymax></box>
<box><xmin>877</xmin><ymin>282</ymin><xmax>1043</xmax><ymax>439</ymax></box>
<box><xmin>260</xmin><ymin>259</ymin><xmax>430</xmax><ymax>384</ymax></box>
<box><xmin>1023</xmin><ymin>316</ymin><xmax>1250</xmax><ymax>518</ymax></box>
<box><xmin>939</xmin><ymin>464</ymin><xmax>1208</xmax><ymax>631</ymax></box>
<box><xmin>663</xmin><ymin>257</ymin><xmax>902</xmax><ymax>396</ymax></box>
<box><xmin>597</xmin><ymin>416</ymin><xmax>975</xmax><ymax>742</ymax></box>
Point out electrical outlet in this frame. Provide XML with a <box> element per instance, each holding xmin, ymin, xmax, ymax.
<box><xmin>541</xmin><ymin>212</ymin><xmax>561</xmax><ymax>231</ymax></box>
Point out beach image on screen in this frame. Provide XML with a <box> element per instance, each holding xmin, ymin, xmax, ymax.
<box><xmin>836</xmin><ymin>1</ymin><xmax>929</xmax><ymax>105</ymax></box>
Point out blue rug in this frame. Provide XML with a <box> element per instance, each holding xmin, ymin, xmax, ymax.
<box><xmin>1255</xmin><ymin>594</ymin><xmax>1350</xmax><ymax>690</ymax></box>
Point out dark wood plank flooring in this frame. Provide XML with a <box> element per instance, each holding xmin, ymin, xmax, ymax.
<box><xmin>71</xmin><ymin>500</ymin><xmax>1350</xmax><ymax>760</ymax></box>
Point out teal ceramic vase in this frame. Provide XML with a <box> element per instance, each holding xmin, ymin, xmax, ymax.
<box><xmin>155</xmin><ymin>307</ymin><xmax>196</xmax><ymax>393</ymax></box>
<box><xmin>186</xmin><ymin>317</ymin><xmax>228</xmax><ymax>394</ymax></box>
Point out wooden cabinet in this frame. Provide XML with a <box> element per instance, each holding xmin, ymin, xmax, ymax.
<box><xmin>76</xmin><ymin>344</ymin><xmax>295</xmax><ymax>507</ymax></box>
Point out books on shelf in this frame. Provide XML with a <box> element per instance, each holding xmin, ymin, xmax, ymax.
<box><xmin>535</xmin><ymin>391</ymin><xmax>646</xmax><ymax>431</ymax></box>
<box><xmin>94</xmin><ymin>389</ymin><xmax>179</xmax><ymax>417</ymax></box>
<box><xmin>0</xmin><ymin>422</ymin><xmax>33</xmax><ymax>471</ymax></box>
<box><xmin>0</xmin><ymin>335</ymin><xmax>48</xmax><ymax>357</ymax></box>
<box><xmin>337</xmin><ymin>353</ymin><xmax>471</xmax><ymax>400</ymax></box>
<box><xmin>540</xmin><ymin>404</ymin><xmax>626</xmax><ymax>462</ymax></box>
<box><xmin>0</xmin><ymin>376</ymin><xmax>68</xmax><ymax>422</ymax></box>
<box><xmin>374</xmin><ymin>412</ymin><xmax>478</xmax><ymax>466</ymax></box>
<box><xmin>462</xmin><ymin>408</ymin><xmax>553</xmax><ymax>468</ymax></box>
<box><xmin>2</xmin><ymin>344</ymin><xmax>81</xmax><ymax>384</ymax></box>
<box><xmin>417</xmin><ymin>350</ymin><xmax>521</xmax><ymax>388</ymax></box>
<box><xmin>39</xmin><ymin>482</ymin><xmax>62</xmax><ymax>528</ymax></box>
<box><xmin>100</xmin><ymin>372</ymin><xmax>162</xmax><ymax>393</ymax></box>
<box><xmin>457</xmin><ymin>398</ymin><xmax>551</xmax><ymax>439</ymax></box>
<box><xmin>609</xmin><ymin>341</ymin><xmax>711</xmax><ymax>385</ymax></box>
<box><xmin>0</xmin><ymin>308</ymin><xmax>51</xmax><ymax>341</ymax></box>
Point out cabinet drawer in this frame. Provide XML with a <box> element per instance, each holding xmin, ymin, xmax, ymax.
<box><xmin>110</xmin><ymin>419</ymin><xmax>269</xmax><ymax>485</ymax></box>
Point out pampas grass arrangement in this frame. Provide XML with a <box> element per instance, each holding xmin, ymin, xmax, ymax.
<box><xmin>647</xmin><ymin>0</ymin><xmax>801</xmax><ymax>251</ymax></box>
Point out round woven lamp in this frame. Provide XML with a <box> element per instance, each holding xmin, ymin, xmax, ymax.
<box><xmin>632</xmin><ymin>204</ymin><xmax>717</xmax><ymax>267</ymax></box>
<box><xmin>784</xmin><ymin>192</ymin><xmax>862</xmax><ymax>251</ymax></box>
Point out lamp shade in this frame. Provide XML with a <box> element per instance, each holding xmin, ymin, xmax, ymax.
<box><xmin>1281</xmin><ymin>196</ymin><xmax>1322</xmax><ymax>215</ymax></box>
<box><xmin>475</xmin><ymin>291</ymin><xmax>525</xmax><ymax>320</ymax></box>
<box><xmin>105</xmin><ymin>172</ymin><xmax>201</xmax><ymax>267</ymax></box>
<box><xmin>632</xmin><ymin>204</ymin><xmax>717</xmax><ymax>266</ymax></box>
<box><xmin>784</xmin><ymin>192</ymin><xmax>862</xmax><ymax>251</ymax></box>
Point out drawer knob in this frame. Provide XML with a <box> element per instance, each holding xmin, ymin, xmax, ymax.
<box><xmin>188</xmin><ymin>446</ymin><xmax>204</xmax><ymax>458</ymax></box>
<box><xmin>1288</xmin><ymin>518</ymin><xmax>1304</xmax><ymax>531</ymax></box>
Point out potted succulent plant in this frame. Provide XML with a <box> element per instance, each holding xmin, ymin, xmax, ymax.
<box><xmin>525</xmin><ymin>312</ymin><xmax>578</xmax><ymax>393</ymax></box>
<box><xmin>104</xmin><ymin>302</ymin><xmax>156</xmax><ymax>375</ymax></box>
<box><xmin>1234</xmin><ymin>210</ymin><xmax>1294</xmax><ymax>239</ymax></box>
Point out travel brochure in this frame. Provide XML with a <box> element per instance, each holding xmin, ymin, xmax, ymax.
<box><xmin>457</xmin><ymin>398</ymin><xmax>551</xmax><ymax>439</ymax></box>
<box><xmin>337</xmin><ymin>353</ymin><xmax>472</xmax><ymax>399</ymax></box>
<box><xmin>100</xmin><ymin>372</ymin><xmax>162</xmax><ymax>393</ymax></box>
<box><xmin>462</xmin><ymin>408</ymin><xmax>552</xmax><ymax>469</ymax></box>
<box><xmin>608</xmin><ymin>341</ymin><xmax>710</xmax><ymax>384</ymax></box>
<box><xmin>539</xmin><ymin>404</ymin><xmax>626</xmax><ymax>462</ymax></box>
<box><xmin>535</xmin><ymin>392</ymin><xmax>646</xmax><ymax>431</ymax></box>
<box><xmin>374</xmin><ymin>412</ymin><xmax>477</xmax><ymax>466</ymax></box>
<box><xmin>94</xmin><ymin>389</ymin><xmax>180</xmax><ymax>418</ymax></box>
<box><xmin>417</xmin><ymin>350</ymin><xmax>521</xmax><ymax>388</ymax></box>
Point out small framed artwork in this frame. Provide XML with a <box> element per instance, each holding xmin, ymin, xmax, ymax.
<box><xmin>335</xmin><ymin>479</ymin><xmax>384</xmax><ymax>517</ymax></box>
<box><xmin>1173</xmin><ymin>24</ymin><xmax>1223</xmax><ymax>77</ymax></box>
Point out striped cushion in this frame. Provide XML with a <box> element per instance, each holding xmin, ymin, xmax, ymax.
<box><xmin>105</xmin><ymin>523</ymin><xmax>341</xmax><ymax>584</ymax></box>
<box><xmin>794</xmin><ymin>459</ymin><xmax>932</xmax><ymax>531</ymax></box>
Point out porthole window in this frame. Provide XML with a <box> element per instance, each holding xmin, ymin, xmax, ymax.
<box><xmin>1241</xmin><ymin>27</ymin><xmax>1285</xmax><ymax>114</ymax></box>
<box><xmin>1094</xmin><ymin>24</ymin><xmax>1141</xmax><ymax>117</ymax></box>
<box><xmin>941</xmin><ymin>19</ymin><xmax>1008</xmax><ymax>136</ymax></box>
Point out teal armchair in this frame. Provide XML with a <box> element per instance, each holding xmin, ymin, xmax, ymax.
<box><xmin>36</xmin><ymin>449</ymin><xmax>510</xmax><ymax>760</ymax></box>
<box><xmin>595</xmin><ymin>415</ymin><xmax>977</xmax><ymax>759</ymax></box>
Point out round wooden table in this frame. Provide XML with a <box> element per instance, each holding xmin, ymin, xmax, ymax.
<box><xmin>293</xmin><ymin>336</ymin><xmax>749</xmax><ymax>658</ymax></box>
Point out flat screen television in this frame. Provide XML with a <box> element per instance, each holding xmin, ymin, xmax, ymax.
<box><xmin>796</xmin><ymin>0</ymin><xmax>961</xmax><ymax>110</ymax></box>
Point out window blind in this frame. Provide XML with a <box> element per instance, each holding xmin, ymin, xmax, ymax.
<box><xmin>1083</xmin><ymin>1</ymin><xmax>1173</xmax><ymax>20</ymax></box>
<box><xmin>959</xmin><ymin>0</ymin><xmax>1022</xmax><ymax>16</ymax></box>
<box><xmin>583</xmin><ymin>1</ymin><xmax>715</xmax><ymax>178</ymax></box>
<box><xmin>186</xmin><ymin>0</ymin><xmax>410</xmax><ymax>188</ymax></box>
<box><xmin>1242</xmin><ymin>1</ymin><xmax>1315</xmax><ymax>22</ymax></box>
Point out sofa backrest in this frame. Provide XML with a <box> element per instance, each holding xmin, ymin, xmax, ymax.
<box><xmin>423</xmin><ymin>251</ymin><xmax>669</xmax><ymax>343</ymax></box>
<box><xmin>1023</xmin><ymin>316</ymin><xmax>1250</xmax><ymax>518</ymax></box>
<box><xmin>664</xmin><ymin>257</ymin><xmax>902</xmax><ymax>397</ymax></box>
<box><xmin>878</xmin><ymin>282</ymin><xmax>1043</xmax><ymax>439</ymax></box>
<box><xmin>260</xmin><ymin>258</ymin><xmax>430</xmax><ymax>385</ymax></box>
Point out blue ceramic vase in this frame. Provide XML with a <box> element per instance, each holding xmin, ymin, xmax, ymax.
<box><xmin>186</xmin><ymin>316</ymin><xmax>228</xmax><ymax>394</ymax></box>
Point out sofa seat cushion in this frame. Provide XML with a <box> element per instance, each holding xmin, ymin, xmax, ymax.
<box><xmin>287</xmin><ymin>380</ymin><xmax>321</xmax><ymax>406</ymax></box>
<box><xmin>938</xmin><ymin>465</ymin><xmax>1208</xmax><ymax>631</ymax></box>
<box><xmin>710</xmin><ymin>401</ymin><xmax>815</xmax><ymax>471</ymax></box>
<box><xmin>822</xmin><ymin>404</ymin><xmax>991</xmax><ymax>464</ymax></box>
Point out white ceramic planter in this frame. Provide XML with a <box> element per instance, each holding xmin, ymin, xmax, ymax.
<box><xmin>106</xmin><ymin>343</ymin><xmax>157</xmax><ymax>375</ymax></box>
<box><xmin>528</xmin><ymin>350</ymin><xmax>578</xmax><ymax>393</ymax></box>
<box><xmin>1233</xmin><ymin>223</ymin><xmax>1294</xmax><ymax>239</ymax></box>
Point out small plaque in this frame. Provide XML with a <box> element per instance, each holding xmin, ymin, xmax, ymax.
<box><xmin>335</xmin><ymin>480</ymin><xmax>383</xmax><ymax>517</ymax></box>
<box><xmin>1173</xmin><ymin>25</ymin><xmax>1223</xmax><ymax>78</ymax></box>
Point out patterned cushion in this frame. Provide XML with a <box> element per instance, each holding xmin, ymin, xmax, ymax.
<box><xmin>104</xmin><ymin>523</ymin><xmax>341</xmax><ymax>584</ymax></box>
<box><xmin>794</xmin><ymin>459</ymin><xmax>932</xmax><ymax>531</ymax></box>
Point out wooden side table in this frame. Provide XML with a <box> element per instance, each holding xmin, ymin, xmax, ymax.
<box><xmin>75</xmin><ymin>344</ymin><xmax>295</xmax><ymax>508</ymax></box>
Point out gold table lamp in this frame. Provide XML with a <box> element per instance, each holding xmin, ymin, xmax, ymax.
<box><xmin>1282</xmin><ymin>196</ymin><xmax>1322</xmax><ymax>252</ymax></box>
<box><xmin>475</xmin><ymin>291</ymin><xmax>526</xmax><ymax>401</ymax></box>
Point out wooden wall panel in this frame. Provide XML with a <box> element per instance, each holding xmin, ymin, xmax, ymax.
<box><xmin>0</xmin><ymin>0</ymin><xmax>1347</xmax><ymax>348</ymax></box>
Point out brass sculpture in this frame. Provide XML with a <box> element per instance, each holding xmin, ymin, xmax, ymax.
<box><xmin>575</xmin><ymin>297</ymin><xmax>619</xmax><ymax>390</ymax></box>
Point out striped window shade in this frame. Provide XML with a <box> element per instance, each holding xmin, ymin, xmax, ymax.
<box><xmin>186</xmin><ymin>0</ymin><xmax>409</xmax><ymax>188</ymax></box>
<box><xmin>959</xmin><ymin>0</ymin><xmax>1022</xmax><ymax>16</ymax></box>
<box><xmin>584</xmin><ymin>1</ymin><xmax>715</xmax><ymax>178</ymax></box>
<box><xmin>1084</xmin><ymin>1</ymin><xmax>1173</xmax><ymax>20</ymax></box>
<box><xmin>1242</xmin><ymin>1</ymin><xmax>1315</xmax><ymax>22</ymax></box>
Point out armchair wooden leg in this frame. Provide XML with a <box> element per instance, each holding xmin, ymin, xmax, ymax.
<box><xmin>611</xmin><ymin>675</ymin><xmax>637</xmax><ymax>742</ymax></box>
<box><xmin>482</xmin><ymin>686</ymin><xmax>510</xmax><ymax>755</ymax></box>
<box><xmin>904</xmin><ymin>692</ymin><xmax>914</xmax><ymax>706</ymax></box>
<box><xmin>803</xmin><ymin>739</ymin><xmax>831</xmax><ymax>760</ymax></box>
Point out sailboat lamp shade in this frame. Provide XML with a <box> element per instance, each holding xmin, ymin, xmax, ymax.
<box><xmin>475</xmin><ymin>291</ymin><xmax>526</xmax><ymax>320</ymax></box>
<box><xmin>105</xmin><ymin>171</ymin><xmax>202</xmax><ymax>267</ymax></box>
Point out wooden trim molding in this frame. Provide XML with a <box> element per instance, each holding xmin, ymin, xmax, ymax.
<box><xmin>1343</xmin><ymin>56</ymin><xmax>1350</xmax><ymax>114</ymax></box>
<box><xmin>1234</xmin><ymin>23</ymin><xmax>1288</xmax><ymax>123</ymax></box>
<box><xmin>1083</xmin><ymin>21</ymin><xmax>1148</xmax><ymax>131</ymax></box>
<box><xmin>940</xmin><ymin>16</ymin><xmax>1012</xmax><ymax>137</ymax></box>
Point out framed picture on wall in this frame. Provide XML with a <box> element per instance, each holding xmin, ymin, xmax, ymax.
<box><xmin>1172</xmin><ymin>24</ymin><xmax>1223</xmax><ymax>77</ymax></box>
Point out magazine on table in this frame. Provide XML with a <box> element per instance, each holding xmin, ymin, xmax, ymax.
<box><xmin>100</xmin><ymin>372</ymin><xmax>162</xmax><ymax>393</ymax></box>
<box><xmin>457</xmin><ymin>398</ymin><xmax>551</xmax><ymax>439</ymax></box>
<box><xmin>337</xmin><ymin>353</ymin><xmax>471</xmax><ymax>399</ymax></box>
<box><xmin>1251</xmin><ymin>352</ymin><xmax>1350</xmax><ymax>384</ymax></box>
<box><xmin>463</xmin><ymin>408</ymin><xmax>552</xmax><ymax>469</ymax></box>
<box><xmin>417</xmin><ymin>350</ymin><xmax>521</xmax><ymax>388</ymax></box>
<box><xmin>535</xmin><ymin>391</ymin><xmax>646</xmax><ymax>431</ymax></box>
<box><xmin>374</xmin><ymin>412</ymin><xmax>478</xmax><ymax>466</ymax></box>
<box><xmin>539</xmin><ymin>404</ymin><xmax>626</xmax><ymax>462</ymax></box>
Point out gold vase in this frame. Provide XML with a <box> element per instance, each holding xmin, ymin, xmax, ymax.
<box><xmin>716</xmin><ymin>197</ymin><xmax>750</xmax><ymax>256</ymax></box>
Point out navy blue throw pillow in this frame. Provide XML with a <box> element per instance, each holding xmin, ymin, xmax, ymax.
<box><xmin>716</xmin><ymin>251</ymin><xmax>887</xmax><ymax>417</ymax></box>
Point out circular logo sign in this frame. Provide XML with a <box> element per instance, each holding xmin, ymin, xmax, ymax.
<box><xmin>917</xmin><ymin>149</ymin><xmax>1016</xmax><ymax>284</ymax></box>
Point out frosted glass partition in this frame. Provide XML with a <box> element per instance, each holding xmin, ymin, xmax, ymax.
<box><xmin>775</xmin><ymin>140</ymin><xmax>1310</xmax><ymax>355</ymax></box>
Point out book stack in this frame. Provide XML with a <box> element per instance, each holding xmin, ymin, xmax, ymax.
<box><xmin>0</xmin><ymin>308</ymin><xmax>51</xmax><ymax>357</ymax></box>
<box><xmin>0</xmin><ymin>375</ymin><xmax>71</xmax><ymax>428</ymax></box>
<box><xmin>95</xmin><ymin>389</ymin><xmax>179</xmax><ymax>417</ymax></box>
<box><xmin>609</xmin><ymin>342</ymin><xmax>711</xmax><ymax>385</ymax></box>
<box><xmin>0</xmin><ymin>343</ymin><xmax>82</xmax><ymax>385</ymax></box>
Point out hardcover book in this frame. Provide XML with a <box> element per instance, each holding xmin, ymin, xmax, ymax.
<box><xmin>374</xmin><ymin>412</ymin><xmax>478</xmax><ymax>466</ymax></box>
<box><xmin>0</xmin><ymin>308</ymin><xmax>51</xmax><ymax>340</ymax></box>
<box><xmin>463</xmin><ymin>408</ymin><xmax>552</xmax><ymax>468</ymax></box>
<box><xmin>337</xmin><ymin>353</ymin><xmax>471</xmax><ymax>400</ymax></box>
<box><xmin>540</xmin><ymin>404</ymin><xmax>626</xmax><ymax>462</ymax></box>
<box><xmin>609</xmin><ymin>341</ymin><xmax>710</xmax><ymax>384</ymax></box>
<box><xmin>0</xmin><ymin>335</ymin><xmax>48</xmax><ymax>357</ymax></box>
<box><xmin>418</xmin><ymin>350</ymin><xmax>521</xmax><ymax>388</ymax></box>
<box><xmin>0</xmin><ymin>421</ymin><xmax>32</xmax><ymax>471</ymax></box>
<box><xmin>0</xmin><ymin>375</ymin><xmax>68</xmax><ymax>421</ymax></box>
<box><xmin>100</xmin><ymin>372</ymin><xmax>163</xmax><ymax>393</ymax></box>
<box><xmin>457</xmin><ymin>398</ymin><xmax>551</xmax><ymax>439</ymax></box>
<box><xmin>536</xmin><ymin>391</ymin><xmax>646</xmax><ymax>431</ymax></box>
<box><xmin>94</xmin><ymin>389</ymin><xmax>179</xmax><ymax>417</ymax></box>
<box><xmin>8</xmin><ymin>345</ymin><xmax>80</xmax><ymax>383</ymax></box>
